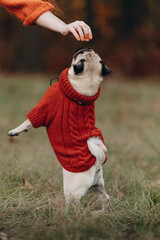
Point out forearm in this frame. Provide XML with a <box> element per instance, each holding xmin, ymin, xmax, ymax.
<box><xmin>35</xmin><ymin>11</ymin><xmax>67</xmax><ymax>35</ymax></box>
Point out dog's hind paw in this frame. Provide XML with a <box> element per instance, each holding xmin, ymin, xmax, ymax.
<box><xmin>92</xmin><ymin>209</ymin><xmax>106</xmax><ymax>218</ymax></box>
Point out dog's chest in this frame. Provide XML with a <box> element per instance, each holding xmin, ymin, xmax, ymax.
<box><xmin>69</xmin><ymin>101</ymin><xmax>95</xmax><ymax>132</ymax></box>
<box><xmin>48</xmin><ymin>96</ymin><xmax>96</xmax><ymax>146</ymax></box>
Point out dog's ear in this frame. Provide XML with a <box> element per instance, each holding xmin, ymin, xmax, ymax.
<box><xmin>100</xmin><ymin>61</ymin><xmax>112</xmax><ymax>76</ymax></box>
<box><xmin>73</xmin><ymin>59</ymin><xmax>85</xmax><ymax>75</ymax></box>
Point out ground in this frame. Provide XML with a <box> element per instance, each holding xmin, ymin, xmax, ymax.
<box><xmin>0</xmin><ymin>74</ymin><xmax>160</xmax><ymax>240</ymax></box>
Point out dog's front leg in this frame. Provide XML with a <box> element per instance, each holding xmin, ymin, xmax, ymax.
<box><xmin>8</xmin><ymin>119</ymin><xmax>33</xmax><ymax>137</ymax></box>
<box><xmin>87</xmin><ymin>137</ymin><xmax>107</xmax><ymax>166</ymax></box>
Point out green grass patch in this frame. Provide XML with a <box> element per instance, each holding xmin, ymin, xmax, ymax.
<box><xmin>0</xmin><ymin>75</ymin><xmax>160</xmax><ymax>240</ymax></box>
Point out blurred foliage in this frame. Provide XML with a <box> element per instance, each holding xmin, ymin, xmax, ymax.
<box><xmin>0</xmin><ymin>0</ymin><xmax>160</xmax><ymax>76</ymax></box>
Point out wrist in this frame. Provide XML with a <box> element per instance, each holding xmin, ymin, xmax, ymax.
<box><xmin>59</xmin><ymin>23</ymin><xmax>68</xmax><ymax>35</ymax></box>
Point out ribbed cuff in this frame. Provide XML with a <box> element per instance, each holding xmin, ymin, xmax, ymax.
<box><xmin>23</xmin><ymin>3</ymin><xmax>54</xmax><ymax>26</ymax></box>
<box><xmin>26</xmin><ymin>111</ymin><xmax>42</xmax><ymax>128</ymax></box>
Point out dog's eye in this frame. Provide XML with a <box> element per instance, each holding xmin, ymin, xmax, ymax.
<box><xmin>100</xmin><ymin>61</ymin><xmax>112</xmax><ymax>76</ymax></box>
<box><xmin>73</xmin><ymin>59</ymin><xmax>85</xmax><ymax>75</ymax></box>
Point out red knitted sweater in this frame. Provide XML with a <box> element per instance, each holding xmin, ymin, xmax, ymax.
<box><xmin>27</xmin><ymin>68</ymin><xmax>107</xmax><ymax>172</ymax></box>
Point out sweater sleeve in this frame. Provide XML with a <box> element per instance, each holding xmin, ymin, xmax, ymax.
<box><xmin>26</xmin><ymin>84</ymin><xmax>58</xmax><ymax>128</ymax></box>
<box><xmin>0</xmin><ymin>0</ymin><xmax>54</xmax><ymax>26</ymax></box>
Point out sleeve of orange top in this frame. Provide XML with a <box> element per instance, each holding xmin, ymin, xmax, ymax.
<box><xmin>0</xmin><ymin>0</ymin><xmax>54</xmax><ymax>26</ymax></box>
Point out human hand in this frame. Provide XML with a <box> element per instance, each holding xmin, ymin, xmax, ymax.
<box><xmin>35</xmin><ymin>12</ymin><xmax>93</xmax><ymax>41</ymax></box>
<box><xmin>62</xmin><ymin>21</ymin><xmax>93</xmax><ymax>41</ymax></box>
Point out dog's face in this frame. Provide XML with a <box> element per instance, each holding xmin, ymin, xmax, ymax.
<box><xmin>68</xmin><ymin>48</ymin><xmax>111</xmax><ymax>96</ymax></box>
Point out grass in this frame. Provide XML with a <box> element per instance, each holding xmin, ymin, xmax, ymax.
<box><xmin>0</xmin><ymin>74</ymin><xmax>160</xmax><ymax>240</ymax></box>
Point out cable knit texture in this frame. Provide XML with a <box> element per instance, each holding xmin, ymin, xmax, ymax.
<box><xmin>0</xmin><ymin>0</ymin><xmax>54</xmax><ymax>25</ymax></box>
<box><xmin>27</xmin><ymin>68</ymin><xmax>107</xmax><ymax>172</ymax></box>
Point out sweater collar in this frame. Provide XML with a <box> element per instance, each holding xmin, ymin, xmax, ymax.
<box><xmin>59</xmin><ymin>68</ymin><xmax>100</xmax><ymax>104</ymax></box>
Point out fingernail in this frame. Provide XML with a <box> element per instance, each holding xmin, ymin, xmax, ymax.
<box><xmin>90</xmin><ymin>36</ymin><xmax>93</xmax><ymax>40</ymax></box>
<box><xmin>82</xmin><ymin>38</ymin><xmax>85</xmax><ymax>41</ymax></box>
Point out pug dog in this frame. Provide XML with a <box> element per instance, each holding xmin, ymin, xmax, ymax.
<box><xmin>8</xmin><ymin>48</ymin><xmax>111</xmax><ymax>210</ymax></box>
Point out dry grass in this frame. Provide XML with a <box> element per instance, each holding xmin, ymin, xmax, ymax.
<box><xmin>0</xmin><ymin>75</ymin><xmax>160</xmax><ymax>240</ymax></box>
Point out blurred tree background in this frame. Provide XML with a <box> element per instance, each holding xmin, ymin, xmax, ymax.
<box><xmin>0</xmin><ymin>0</ymin><xmax>159</xmax><ymax>76</ymax></box>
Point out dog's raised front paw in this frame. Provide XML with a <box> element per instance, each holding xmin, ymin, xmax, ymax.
<box><xmin>8</xmin><ymin>130</ymin><xmax>19</xmax><ymax>137</ymax></box>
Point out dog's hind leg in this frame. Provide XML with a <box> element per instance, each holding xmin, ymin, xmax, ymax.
<box><xmin>8</xmin><ymin>119</ymin><xmax>33</xmax><ymax>136</ymax></box>
<box><xmin>63</xmin><ymin>166</ymin><xmax>96</xmax><ymax>205</ymax></box>
<box><xmin>92</xmin><ymin>184</ymin><xmax>110</xmax><ymax>211</ymax></box>
<box><xmin>87</xmin><ymin>137</ymin><xmax>109</xmax><ymax>210</ymax></box>
<box><xmin>92</xmin><ymin>167</ymin><xmax>110</xmax><ymax>211</ymax></box>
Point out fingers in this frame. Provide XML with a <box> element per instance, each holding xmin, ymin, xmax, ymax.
<box><xmin>77</xmin><ymin>21</ymin><xmax>93</xmax><ymax>41</ymax></box>
<box><xmin>67</xmin><ymin>21</ymin><xmax>93</xmax><ymax>41</ymax></box>
<box><xmin>76</xmin><ymin>26</ymin><xmax>85</xmax><ymax>41</ymax></box>
<box><xmin>68</xmin><ymin>25</ymin><xmax>81</xmax><ymax>41</ymax></box>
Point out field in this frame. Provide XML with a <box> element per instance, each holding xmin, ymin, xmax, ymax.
<box><xmin>0</xmin><ymin>74</ymin><xmax>160</xmax><ymax>240</ymax></box>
